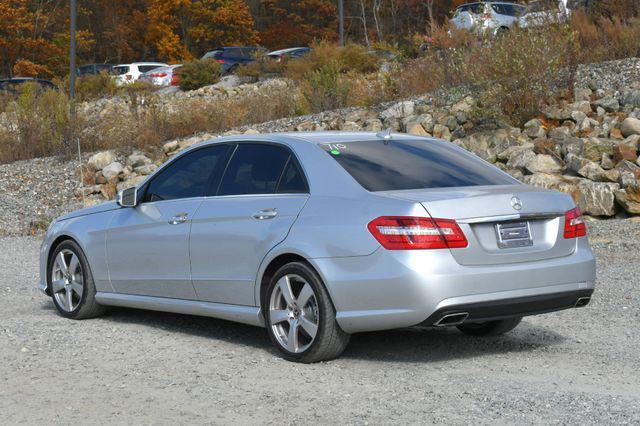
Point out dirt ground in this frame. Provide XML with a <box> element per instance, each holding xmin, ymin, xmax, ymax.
<box><xmin>1</xmin><ymin>220</ymin><xmax>639</xmax><ymax>424</ymax></box>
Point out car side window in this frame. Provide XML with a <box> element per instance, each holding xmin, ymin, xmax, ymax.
<box><xmin>143</xmin><ymin>145</ymin><xmax>228</xmax><ymax>203</ymax></box>
<box><xmin>217</xmin><ymin>144</ymin><xmax>292</xmax><ymax>196</ymax></box>
<box><xmin>277</xmin><ymin>158</ymin><xmax>308</xmax><ymax>194</ymax></box>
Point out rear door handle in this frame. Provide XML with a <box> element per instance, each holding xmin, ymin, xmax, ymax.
<box><xmin>168</xmin><ymin>213</ymin><xmax>189</xmax><ymax>225</ymax></box>
<box><xmin>252</xmin><ymin>208</ymin><xmax>278</xmax><ymax>220</ymax></box>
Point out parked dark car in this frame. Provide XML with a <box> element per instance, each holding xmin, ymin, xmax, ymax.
<box><xmin>201</xmin><ymin>47</ymin><xmax>265</xmax><ymax>74</ymax></box>
<box><xmin>0</xmin><ymin>77</ymin><xmax>57</xmax><ymax>93</ymax></box>
<box><xmin>77</xmin><ymin>63</ymin><xmax>114</xmax><ymax>76</ymax></box>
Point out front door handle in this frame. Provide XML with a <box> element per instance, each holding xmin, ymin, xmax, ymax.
<box><xmin>168</xmin><ymin>213</ymin><xmax>189</xmax><ymax>225</ymax></box>
<box><xmin>252</xmin><ymin>208</ymin><xmax>278</xmax><ymax>220</ymax></box>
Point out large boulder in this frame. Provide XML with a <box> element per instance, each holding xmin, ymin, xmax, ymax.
<box><xmin>565</xmin><ymin>153</ymin><xmax>591</xmax><ymax>174</ymax></box>
<box><xmin>524</xmin><ymin>119</ymin><xmax>546</xmax><ymax>139</ymax></box>
<box><xmin>127</xmin><ymin>152</ymin><xmax>152</xmax><ymax>169</ymax></box>
<box><xmin>582</xmin><ymin>138</ymin><xmax>614</xmax><ymax>162</ymax></box>
<box><xmin>574</xmin><ymin>180</ymin><xmax>619</xmax><ymax>216</ymax></box>
<box><xmin>614</xmin><ymin>186</ymin><xmax>640</xmax><ymax>214</ymax></box>
<box><xmin>101</xmin><ymin>162</ymin><xmax>124</xmax><ymax>181</ymax></box>
<box><xmin>380</xmin><ymin>101</ymin><xmax>415</xmax><ymax>121</ymax></box>
<box><xmin>577</xmin><ymin>161</ymin><xmax>620</xmax><ymax>183</ymax></box>
<box><xmin>612</xmin><ymin>143</ymin><xmax>638</xmax><ymax>164</ymax></box>
<box><xmin>87</xmin><ymin>151</ymin><xmax>116</xmax><ymax>171</ymax></box>
<box><xmin>543</xmin><ymin>103</ymin><xmax>573</xmax><ymax>121</ymax></box>
<box><xmin>525</xmin><ymin>154</ymin><xmax>563</xmax><ymax>174</ymax></box>
<box><xmin>621</xmin><ymin>117</ymin><xmax>640</xmax><ymax>137</ymax></box>
<box><xmin>507</xmin><ymin>149</ymin><xmax>537</xmax><ymax>171</ymax></box>
<box><xmin>593</xmin><ymin>96</ymin><xmax>619</xmax><ymax>112</ymax></box>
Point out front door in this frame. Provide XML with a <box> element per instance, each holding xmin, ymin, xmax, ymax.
<box><xmin>106</xmin><ymin>145</ymin><xmax>230</xmax><ymax>299</ymax></box>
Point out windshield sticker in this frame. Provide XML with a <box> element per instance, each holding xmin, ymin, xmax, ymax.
<box><xmin>323</xmin><ymin>143</ymin><xmax>347</xmax><ymax>155</ymax></box>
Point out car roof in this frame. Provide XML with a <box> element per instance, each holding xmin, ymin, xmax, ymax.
<box><xmin>114</xmin><ymin>62</ymin><xmax>168</xmax><ymax>67</ymax></box>
<box><xmin>186</xmin><ymin>132</ymin><xmax>430</xmax><ymax>153</ymax></box>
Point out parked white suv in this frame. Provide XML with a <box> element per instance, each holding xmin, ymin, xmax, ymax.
<box><xmin>112</xmin><ymin>62</ymin><xmax>168</xmax><ymax>85</ymax></box>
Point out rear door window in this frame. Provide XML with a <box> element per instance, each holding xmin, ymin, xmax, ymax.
<box><xmin>139</xmin><ymin>65</ymin><xmax>161</xmax><ymax>73</ymax></box>
<box><xmin>112</xmin><ymin>66</ymin><xmax>129</xmax><ymax>75</ymax></box>
<box><xmin>217</xmin><ymin>144</ymin><xmax>293</xmax><ymax>196</ymax></box>
<box><xmin>321</xmin><ymin>139</ymin><xmax>517</xmax><ymax>191</ymax></box>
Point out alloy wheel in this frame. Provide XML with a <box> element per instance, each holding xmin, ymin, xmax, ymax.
<box><xmin>269</xmin><ymin>274</ymin><xmax>319</xmax><ymax>353</ymax></box>
<box><xmin>51</xmin><ymin>249</ymin><xmax>84</xmax><ymax>312</ymax></box>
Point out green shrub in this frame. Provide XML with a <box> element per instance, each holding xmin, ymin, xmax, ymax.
<box><xmin>75</xmin><ymin>72</ymin><xmax>118</xmax><ymax>102</ymax></box>
<box><xmin>338</xmin><ymin>43</ymin><xmax>381</xmax><ymax>74</ymax></box>
<box><xmin>179</xmin><ymin>59</ymin><xmax>221</xmax><ymax>91</ymax></box>
<box><xmin>301</xmin><ymin>62</ymin><xmax>351</xmax><ymax>113</ymax></box>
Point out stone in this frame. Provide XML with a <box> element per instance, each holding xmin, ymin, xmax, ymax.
<box><xmin>87</xmin><ymin>151</ymin><xmax>116</xmax><ymax>171</ymax></box>
<box><xmin>621</xmin><ymin>88</ymin><xmax>640</xmax><ymax>108</ymax></box>
<box><xmin>601</xmin><ymin>153</ymin><xmax>615</xmax><ymax>170</ymax></box>
<box><xmin>341</xmin><ymin>121</ymin><xmax>360</xmax><ymax>131</ymax></box>
<box><xmin>565</xmin><ymin>153</ymin><xmax>590</xmax><ymax>175</ymax></box>
<box><xmin>406</xmin><ymin>122</ymin><xmax>429</xmax><ymax>136</ymax></box>
<box><xmin>380</xmin><ymin>101</ymin><xmax>415</xmax><ymax>121</ymax></box>
<box><xmin>507</xmin><ymin>149</ymin><xmax>537</xmax><ymax>171</ymax></box>
<box><xmin>244</xmin><ymin>128</ymin><xmax>260</xmax><ymax>135</ymax></box>
<box><xmin>345</xmin><ymin>109</ymin><xmax>376</xmax><ymax>123</ymax></box>
<box><xmin>101</xmin><ymin>162</ymin><xmax>124</xmax><ymax>181</ymax></box>
<box><xmin>432</xmin><ymin>124</ymin><xmax>451</xmax><ymax>141</ymax></box>
<box><xmin>572</xmin><ymin>100</ymin><xmax>592</xmax><ymax>114</ymax></box>
<box><xmin>362</xmin><ymin>119</ymin><xmax>383</xmax><ymax>132</ymax></box>
<box><xmin>100</xmin><ymin>182</ymin><xmax>117</xmax><ymax>200</ymax></box>
<box><xmin>524</xmin><ymin>119</ymin><xmax>547</xmax><ymax>139</ymax></box>
<box><xmin>621</xmin><ymin>117</ymin><xmax>640</xmax><ymax>137</ymax></box>
<box><xmin>451</xmin><ymin>96</ymin><xmax>475</xmax><ymax>114</ymax></box>
<box><xmin>74</xmin><ymin>185</ymin><xmax>101</xmax><ymax>197</ymax></box>
<box><xmin>619</xmin><ymin>171</ymin><xmax>638</xmax><ymax>189</ymax></box>
<box><xmin>578</xmin><ymin>161</ymin><xmax>619</xmax><ymax>182</ymax></box>
<box><xmin>498</xmin><ymin>143</ymin><xmax>534</xmax><ymax>162</ymax></box>
<box><xmin>548</xmin><ymin>126</ymin><xmax>572</xmax><ymax>142</ymax></box>
<box><xmin>127</xmin><ymin>152</ymin><xmax>152</xmax><ymax>168</ymax></box>
<box><xmin>582</xmin><ymin>138</ymin><xmax>614</xmax><ymax>162</ymax></box>
<box><xmin>543</xmin><ymin>103</ymin><xmax>573</xmax><ymax>121</ymax></box>
<box><xmin>615</xmin><ymin>160</ymin><xmax>640</xmax><ymax>178</ymax></box>
<box><xmin>571</xmin><ymin>110</ymin><xmax>587</xmax><ymax>126</ymax></box>
<box><xmin>594</xmin><ymin>96</ymin><xmax>619</xmax><ymax>112</ymax></box>
<box><xmin>614</xmin><ymin>187</ymin><xmax>640</xmax><ymax>214</ymax></box>
<box><xmin>116</xmin><ymin>175</ymin><xmax>147</xmax><ymax>192</ymax></box>
<box><xmin>525</xmin><ymin>154</ymin><xmax>563</xmax><ymax>174</ymax></box>
<box><xmin>609</xmin><ymin>127</ymin><xmax>623</xmax><ymax>140</ymax></box>
<box><xmin>612</xmin><ymin>143</ymin><xmax>638</xmax><ymax>164</ymax></box>
<box><xmin>162</xmin><ymin>141</ymin><xmax>179</xmax><ymax>154</ymax></box>
<box><xmin>134</xmin><ymin>164</ymin><xmax>158</xmax><ymax>175</ymax></box>
<box><xmin>533</xmin><ymin>139</ymin><xmax>559</xmax><ymax>156</ymax></box>
<box><xmin>574</xmin><ymin>180</ymin><xmax>620</xmax><ymax>216</ymax></box>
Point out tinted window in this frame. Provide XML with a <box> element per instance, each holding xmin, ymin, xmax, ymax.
<box><xmin>218</xmin><ymin>144</ymin><xmax>291</xmax><ymax>196</ymax></box>
<box><xmin>456</xmin><ymin>3</ymin><xmax>485</xmax><ymax>15</ymax></box>
<box><xmin>144</xmin><ymin>145</ymin><xmax>228</xmax><ymax>202</ymax></box>
<box><xmin>492</xmin><ymin>4</ymin><xmax>520</xmax><ymax>16</ymax></box>
<box><xmin>112</xmin><ymin>66</ymin><xmax>129</xmax><ymax>75</ymax></box>
<box><xmin>277</xmin><ymin>159</ymin><xmax>308</xmax><ymax>194</ymax></box>
<box><xmin>322</xmin><ymin>140</ymin><xmax>517</xmax><ymax>191</ymax></box>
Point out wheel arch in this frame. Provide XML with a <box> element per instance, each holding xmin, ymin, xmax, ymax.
<box><xmin>44</xmin><ymin>234</ymin><xmax>83</xmax><ymax>295</ymax></box>
<box><xmin>256</xmin><ymin>252</ymin><xmax>336</xmax><ymax>313</ymax></box>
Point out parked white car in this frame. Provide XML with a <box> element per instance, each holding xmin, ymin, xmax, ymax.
<box><xmin>138</xmin><ymin>64</ymin><xmax>182</xmax><ymax>87</ymax></box>
<box><xmin>112</xmin><ymin>62</ymin><xmax>168</xmax><ymax>85</ymax></box>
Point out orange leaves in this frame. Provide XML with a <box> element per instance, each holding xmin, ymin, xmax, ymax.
<box><xmin>12</xmin><ymin>59</ymin><xmax>53</xmax><ymax>78</ymax></box>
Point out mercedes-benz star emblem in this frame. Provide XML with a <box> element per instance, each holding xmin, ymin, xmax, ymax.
<box><xmin>511</xmin><ymin>196</ymin><xmax>523</xmax><ymax>211</ymax></box>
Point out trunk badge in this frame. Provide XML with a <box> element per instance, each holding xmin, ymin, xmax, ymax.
<box><xmin>511</xmin><ymin>196</ymin><xmax>523</xmax><ymax>211</ymax></box>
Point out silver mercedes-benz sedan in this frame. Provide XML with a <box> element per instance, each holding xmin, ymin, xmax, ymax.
<box><xmin>38</xmin><ymin>132</ymin><xmax>596</xmax><ymax>362</ymax></box>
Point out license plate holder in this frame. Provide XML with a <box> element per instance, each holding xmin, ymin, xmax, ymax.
<box><xmin>495</xmin><ymin>221</ymin><xmax>533</xmax><ymax>249</ymax></box>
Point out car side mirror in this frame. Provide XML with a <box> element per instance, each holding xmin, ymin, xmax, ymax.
<box><xmin>117</xmin><ymin>187</ymin><xmax>138</xmax><ymax>207</ymax></box>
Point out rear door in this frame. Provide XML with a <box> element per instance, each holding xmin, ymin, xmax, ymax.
<box><xmin>189</xmin><ymin>143</ymin><xmax>309</xmax><ymax>306</ymax></box>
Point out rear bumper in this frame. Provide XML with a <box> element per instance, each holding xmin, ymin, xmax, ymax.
<box><xmin>312</xmin><ymin>237</ymin><xmax>596</xmax><ymax>333</ymax></box>
<box><xmin>420</xmin><ymin>289</ymin><xmax>593</xmax><ymax>326</ymax></box>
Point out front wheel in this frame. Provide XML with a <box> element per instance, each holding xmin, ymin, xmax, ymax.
<box><xmin>49</xmin><ymin>240</ymin><xmax>105</xmax><ymax>319</ymax></box>
<box><xmin>457</xmin><ymin>317</ymin><xmax>522</xmax><ymax>337</ymax></box>
<box><xmin>264</xmin><ymin>262</ymin><xmax>350</xmax><ymax>363</ymax></box>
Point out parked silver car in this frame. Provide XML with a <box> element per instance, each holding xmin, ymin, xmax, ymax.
<box><xmin>38</xmin><ymin>132</ymin><xmax>595</xmax><ymax>362</ymax></box>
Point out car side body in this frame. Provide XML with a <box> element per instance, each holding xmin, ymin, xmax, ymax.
<box><xmin>201</xmin><ymin>47</ymin><xmax>265</xmax><ymax>74</ymax></box>
<box><xmin>112</xmin><ymin>62</ymin><xmax>169</xmax><ymax>85</ymax></box>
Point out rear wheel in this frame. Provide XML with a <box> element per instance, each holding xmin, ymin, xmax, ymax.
<box><xmin>264</xmin><ymin>262</ymin><xmax>350</xmax><ymax>363</ymax></box>
<box><xmin>457</xmin><ymin>317</ymin><xmax>521</xmax><ymax>337</ymax></box>
<box><xmin>49</xmin><ymin>240</ymin><xmax>105</xmax><ymax>319</ymax></box>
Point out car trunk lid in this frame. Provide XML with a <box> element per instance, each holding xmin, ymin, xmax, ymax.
<box><xmin>379</xmin><ymin>184</ymin><xmax>577</xmax><ymax>266</ymax></box>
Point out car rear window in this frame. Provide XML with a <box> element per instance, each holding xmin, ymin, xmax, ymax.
<box><xmin>321</xmin><ymin>139</ymin><xmax>517</xmax><ymax>191</ymax></box>
<box><xmin>455</xmin><ymin>3</ymin><xmax>485</xmax><ymax>15</ymax></box>
<box><xmin>139</xmin><ymin>65</ymin><xmax>162</xmax><ymax>73</ymax></box>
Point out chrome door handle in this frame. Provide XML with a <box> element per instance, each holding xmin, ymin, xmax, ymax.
<box><xmin>168</xmin><ymin>213</ymin><xmax>189</xmax><ymax>225</ymax></box>
<box><xmin>252</xmin><ymin>208</ymin><xmax>278</xmax><ymax>220</ymax></box>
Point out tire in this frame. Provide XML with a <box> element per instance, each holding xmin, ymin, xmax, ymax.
<box><xmin>263</xmin><ymin>262</ymin><xmax>350</xmax><ymax>363</ymax></box>
<box><xmin>49</xmin><ymin>240</ymin><xmax>106</xmax><ymax>319</ymax></box>
<box><xmin>457</xmin><ymin>317</ymin><xmax>522</xmax><ymax>337</ymax></box>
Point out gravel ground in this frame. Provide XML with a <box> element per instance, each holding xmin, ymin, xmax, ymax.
<box><xmin>0</xmin><ymin>220</ymin><xmax>639</xmax><ymax>424</ymax></box>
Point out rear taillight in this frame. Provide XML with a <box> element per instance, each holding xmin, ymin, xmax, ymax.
<box><xmin>216</xmin><ymin>59</ymin><xmax>225</xmax><ymax>64</ymax></box>
<box><xmin>170</xmin><ymin>73</ymin><xmax>180</xmax><ymax>86</ymax></box>
<box><xmin>563</xmin><ymin>207</ymin><xmax>587</xmax><ymax>239</ymax></box>
<box><xmin>367</xmin><ymin>216</ymin><xmax>468</xmax><ymax>250</ymax></box>
<box><xmin>149</xmin><ymin>72</ymin><xmax>167</xmax><ymax>78</ymax></box>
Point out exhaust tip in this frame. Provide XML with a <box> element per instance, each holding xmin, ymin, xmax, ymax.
<box><xmin>434</xmin><ymin>312</ymin><xmax>469</xmax><ymax>327</ymax></box>
<box><xmin>575</xmin><ymin>297</ymin><xmax>591</xmax><ymax>308</ymax></box>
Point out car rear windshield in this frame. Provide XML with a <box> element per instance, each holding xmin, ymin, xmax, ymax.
<box><xmin>321</xmin><ymin>139</ymin><xmax>517</xmax><ymax>191</ymax></box>
<box><xmin>455</xmin><ymin>3</ymin><xmax>485</xmax><ymax>15</ymax></box>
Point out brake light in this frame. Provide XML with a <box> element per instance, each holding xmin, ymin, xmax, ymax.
<box><xmin>563</xmin><ymin>208</ymin><xmax>587</xmax><ymax>239</ymax></box>
<box><xmin>149</xmin><ymin>72</ymin><xmax>167</xmax><ymax>78</ymax></box>
<box><xmin>367</xmin><ymin>216</ymin><xmax>468</xmax><ymax>250</ymax></box>
<box><xmin>170</xmin><ymin>73</ymin><xmax>180</xmax><ymax>86</ymax></box>
<box><xmin>217</xmin><ymin>59</ymin><xmax>225</xmax><ymax>63</ymax></box>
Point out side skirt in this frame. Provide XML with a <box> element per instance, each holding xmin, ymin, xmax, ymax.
<box><xmin>95</xmin><ymin>292</ymin><xmax>265</xmax><ymax>327</ymax></box>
